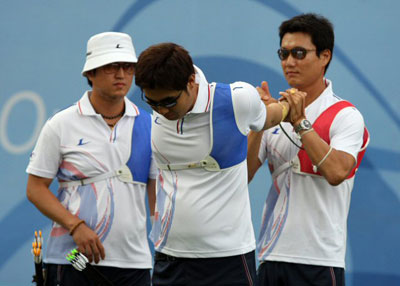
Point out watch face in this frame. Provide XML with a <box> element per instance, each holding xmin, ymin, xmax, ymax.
<box><xmin>301</xmin><ymin>119</ymin><xmax>312</xmax><ymax>129</ymax></box>
<box><xmin>295</xmin><ymin>119</ymin><xmax>312</xmax><ymax>133</ymax></box>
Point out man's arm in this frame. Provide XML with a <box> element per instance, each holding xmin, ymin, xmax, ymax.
<box><xmin>247</xmin><ymin>130</ymin><xmax>264</xmax><ymax>183</ymax></box>
<box><xmin>258</xmin><ymin>81</ymin><xmax>290</xmax><ymax>130</ymax></box>
<box><xmin>147</xmin><ymin>179</ymin><xmax>156</xmax><ymax>217</ymax></box>
<box><xmin>282</xmin><ymin>90</ymin><xmax>357</xmax><ymax>186</ymax></box>
<box><xmin>26</xmin><ymin>174</ymin><xmax>105</xmax><ymax>263</ymax></box>
<box><xmin>247</xmin><ymin>81</ymin><xmax>286</xmax><ymax>182</ymax></box>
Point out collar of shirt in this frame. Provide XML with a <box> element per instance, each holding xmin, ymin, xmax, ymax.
<box><xmin>305</xmin><ymin>78</ymin><xmax>335</xmax><ymax>123</ymax></box>
<box><xmin>78</xmin><ymin>91</ymin><xmax>140</xmax><ymax>117</ymax></box>
<box><xmin>319</xmin><ymin>78</ymin><xmax>333</xmax><ymax>99</ymax></box>
<box><xmin>186</xmin><ymin>65</ymin><xmax>211</xmax><ymax>114</ymax></box>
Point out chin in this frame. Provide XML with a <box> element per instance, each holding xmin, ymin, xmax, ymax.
<box><xmin>287</xmin><ymin>80</ymin><xmax>301</xmax><ymax>89</ymax></box>
<box><xmin>111</xmin><ymin>91</ymin><xmax>127</xmax><ymax>98</ymax></box>
<box><xmin>163</xmin><ymin>113</ymin><xmax>180</xmax><ymax>121</ymax></box>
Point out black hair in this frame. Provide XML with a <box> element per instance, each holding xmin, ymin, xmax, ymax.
<box><xmin>279</xmin><ymin>13</ymin><xmax>334</xmax><ymax>73</ymax></box>
<box><xmin>135</xmin><ymin>43</ymin><xmax>195</xmax><ymax>91</ymax></box>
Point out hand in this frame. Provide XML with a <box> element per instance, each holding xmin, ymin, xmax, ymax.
<box><xmin>279</xmin><ymin>88</ymin><xmax>307</xmax><ymax>125</ymax></box>
<box><xmin>72</xmin><ymin>223</ymin><xmax>105</xmax><ymax>264</ymax></box>
<box><xmin>256</xmin><ymin>81</ymin><xmax>278</xmax><ymax>105</ymax></box>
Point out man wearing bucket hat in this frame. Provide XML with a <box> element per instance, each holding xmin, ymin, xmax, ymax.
<box><xmin>26</xmin><ymin>32</ymin><xmax>156</xmax><ymax>285</ymax></box>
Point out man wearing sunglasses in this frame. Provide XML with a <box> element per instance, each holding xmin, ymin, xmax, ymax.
<box><xmin>247</xmin><ymin>13</ymin><xmax>369</xmax><ymax>285</ymax></box>
<box><xmin>26</xmin><ymin>32</ymin><xmax>156</xmax><ymax>285</ymax></box>
<box><xmin>134</xmin><ymin>42</ymin><xmax>290</xmax><ymax>285</ymax></box>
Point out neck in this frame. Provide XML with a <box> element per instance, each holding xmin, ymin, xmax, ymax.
<box><xmin>187</xmin><ymin>84</ymin><xmax>199</xmax><ymax>113</ymax></box>
<box><xmin>301</xmin><ymin>78</ymin><xmax>327</xmax><ymax>107</ymax></box>
<box><xmin>89</xmin><ymin>90</ymin><xmax>125</xmax><ymax>118</ymax></box>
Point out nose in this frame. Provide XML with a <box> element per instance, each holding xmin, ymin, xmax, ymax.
<box><xmin>155</xmin><ymin>106</ymin><xmax>170</xmax><ymax>115</ymax></box>
<box><xmin>284</xmin><ymin>54</ymin><xmax>296</xmax><ymax>66</ymax></box>
<box><xmin>115</xmin><ymin>66</ymin><xmax>125</xmax><ymax>77</ymax></box>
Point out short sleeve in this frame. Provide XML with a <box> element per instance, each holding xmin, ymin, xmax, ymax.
<box><xmin>26</xmin><ymin>120</ymin><xmax>62</xmax><ymax>179</ymax></box>
<box><xmin>231</xmin><ymin>81</ymin><xmax>267</xmax><ymax>135</ymax></box>
<box><xmin>330</xmin><ymin>107</ymin><xmax>365</xmax><ymax>161</ymax></box>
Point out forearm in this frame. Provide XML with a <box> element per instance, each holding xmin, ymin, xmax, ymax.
<box><xmin>146</xmin><ymin>179</ymin><xmax>156</xmax><ymax>216</ymax></box>
<box><xmin>282</xmin><ymin>88</ymin><xmax>355</xmax><ymax>185</ymax></box>
<box><xmin>299</xmin><ymin>130</ymin><xmax>355</xmax><ymax>185</ymax></box>
<box><xmin>263</xmin><ymin>101</ymin><xmax>289</xmax><ymax>130</ymax></box>
<box><xmin>27</xmin><ymin>174</ymin><xmax>105</xmax><ymax>263</ymax></box>
<box><xmin>247</xmin><ymin>130</ymin><xmax>263</xmax><ymax>183</ymax></box>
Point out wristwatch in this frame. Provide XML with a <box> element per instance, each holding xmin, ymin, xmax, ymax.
<box><xmin>294</xmin><ymin>119</ymin><xmax>312</xmax><ymax>135</ymax></box>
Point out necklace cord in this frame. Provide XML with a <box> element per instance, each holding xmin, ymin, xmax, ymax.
<box><xmin>101</xmin><ymin>110</ymin><xmax>124</xmax><ymax>120</ymax></box>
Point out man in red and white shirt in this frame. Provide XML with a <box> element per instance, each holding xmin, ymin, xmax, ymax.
<box><xmin>248</xmin><ymin>13</ymin><xmax>368</xmax><ymax>286</ymax></box>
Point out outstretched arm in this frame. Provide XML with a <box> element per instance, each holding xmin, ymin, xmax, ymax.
<box><xmin>258</xmin><ymin>81</ymin><xmax>290</xmax><ymax>130</ymax></box>
<box><xmin>247</xmin><ymin>81</ymin><xmax>279</xmax><ymax>183</ymax></box>
<box><xmin>247</xmin><ymin>130</ymin><xmax>264</xmax><ymax>183</ymax></box>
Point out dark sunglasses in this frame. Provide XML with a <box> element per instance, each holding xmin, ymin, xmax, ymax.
<box><xmin>102</xmin><ymin>62</ymin><xmax>135</xmax><ymax>74</ymax></box>
<box><xmin>141</xmin><ymin>90</ymin><xmax>183</xmax><ymax>108</ymax></box>
<box><xmin>277</xmin><ymin>47</ymin><xmax>316</xmax><ymax>60</ymax></box>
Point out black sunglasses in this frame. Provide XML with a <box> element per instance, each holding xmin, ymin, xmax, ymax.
<box><xmin>141</xmin><ymin>90</ymin><xmax>183</xmax><ymax>108</ymax></box>
<box><xmin>277</xmin><ymin>47</ymin><xmax>316</xmax><ymax>60</ymax></box>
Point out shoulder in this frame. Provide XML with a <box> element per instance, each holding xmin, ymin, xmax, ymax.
<box><xmin>230</xmin><ymin>81</ymin><xmax>257</xmax><ymax>95</ymax></box>
<box><xmin>47</xmin><ymin>103</ymin><xmax>78</xmax><ymax>126</ymax></box>
<box><xmin>331</xmin><ymin>99</ymin><xmax>365</xmax><ymax>126</ymax></box>
<box><xmin>318</xmin><ymin>90</ymin><xmax>365</xmax><ymax>125</ymax></box>
<box><xmin>334</xmin><ymin>103</ymin><xmax>364</xmax><ymax>132</ymax></box>
<box><xmin>329</xmin><ymin>100</ymin><xmax>365</xmax><ymax>147</ymax></box>
<box><xmin>229</xmin><ymin>81</ymin><xmax>259</xmax><ymax>104</ymax></box>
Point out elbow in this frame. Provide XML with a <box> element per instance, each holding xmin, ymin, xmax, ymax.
<box><xmin>327</xmin><ymin>178</ymin><xmax>343</xmax><ymax>186</ymax></box>
<box><xmin>26</xmin><ymin>181</ymin><xmax>41</xmax><ymax>204</ymax></box>
<box><xmin>324</xmin><ymin>172</ymin><xmax>348</xmax><ymax>186</ymax></box>
<box><xmin>247</xmin><ymin>167</ymin><xmax>257</xmax><ymax>184</ymax></box>
<box><xmin>26</xmin><ymin>187</ymin><xmax>35</xmax><ymax>203</ymax></box>
<box><xmin>248</xmin><ymin>173</ymin><xmax>254</xmax><ymax>184</ymax></box>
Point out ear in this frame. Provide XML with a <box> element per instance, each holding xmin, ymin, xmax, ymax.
<box><xmin>86</xmin><ymin>70</ymin><xmax>96</xmax><ymax>81</ymax></box>
<box><xmin>320</xmin><ymin>49</ymin><xmax>331</xmax><ymax>67</ymax></box>
<box><xmin>187</xmin><ymin>73</ymin><xmax>196</xmax><ymax>89</ymax></box>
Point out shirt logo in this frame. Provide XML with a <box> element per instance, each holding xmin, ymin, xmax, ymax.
<box><xmin>77</xmin><ymin>138</ymin><xmax>90</xmax><ymax>146</ymax></box>
<box><xmin>232</xmin><ymin>86</ymin><xmax>243</xmax><ymax>90</ymax></box>
<box><xmin>154</xmin><ymin>116</ymin><xmax>161</xmax><ymax>125</ymax></box>
<box><xmin>116</xmin><ymin>44</ymin><xmax>122</xmax><ymax>48</ymax></box>
<box><xmin>272</xmin><ymin>127</ymin><xmax>280</xmax><ymax>134</ymax></box>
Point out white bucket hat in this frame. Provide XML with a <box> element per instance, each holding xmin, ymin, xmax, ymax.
<box><xmin>82</xmin><ymin>32</ymin><xmax>137</xmax><ymax>76</ymax></box>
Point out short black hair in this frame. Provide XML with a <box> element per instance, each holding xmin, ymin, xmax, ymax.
<box><xmin>279</xmin><ymin>13</ymin><xmax>334</xmax><ymax>73</ymax></box>
<box><xmin>135</xmin><ymin>42</ymin><xmax>195</xmax><ymax>91</ymax></box>
<box><xmin>85</xmin><ymin>69</ymin><xmax>96</xmax><ymax>87</ymax></box>
<box><xmin>86</xmin><ymin>77</ymin><xmax>92</xmax><ymax>87</ymax></box>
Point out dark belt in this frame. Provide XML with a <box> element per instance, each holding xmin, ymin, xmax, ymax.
<box><xmin>155</xmin><ymin>251</ymin><xmax>179</xmax><ymax>261</ymax></box>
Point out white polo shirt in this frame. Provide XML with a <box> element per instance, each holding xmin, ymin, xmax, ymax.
<box><xmin>150</xmin><ymin>66</ymin><xmax>266</xmax><ymax>258</ymax></box>
<box><xmin>26</xmin><ymin>92</ymin><xmax>157</xmax><ymax>268</ymax></box>
<box><xmin>257</xmin><ymin>79</ymin><xmax>365</xmax><ymax>268</ymax></box>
